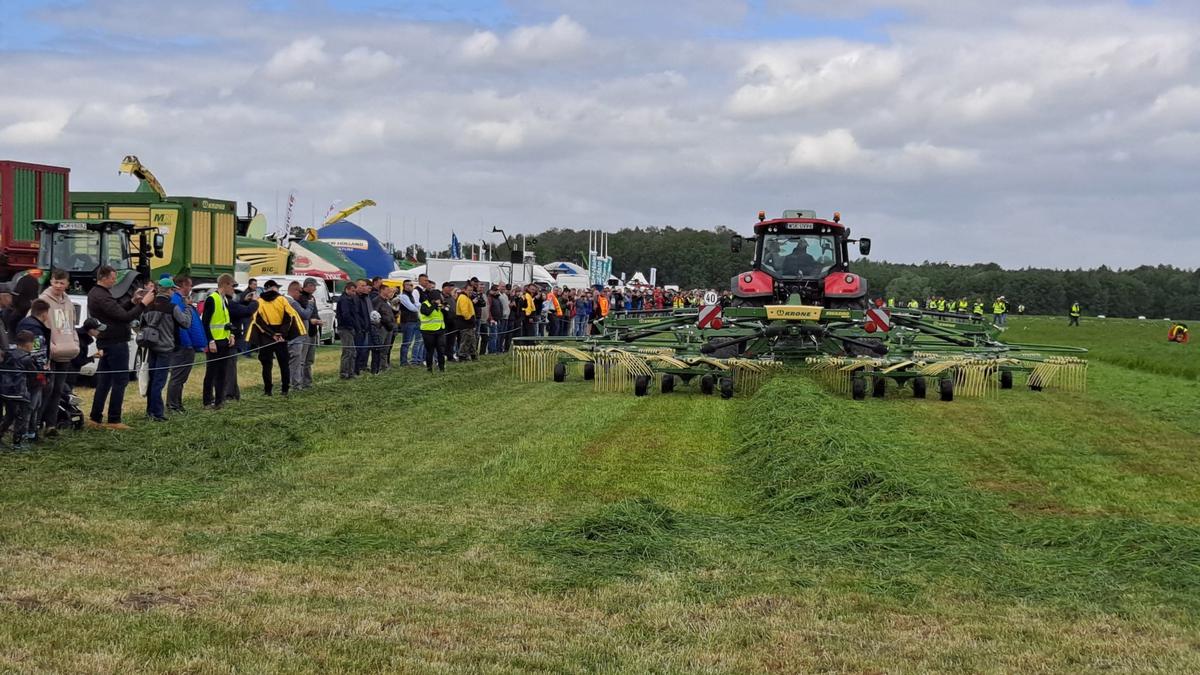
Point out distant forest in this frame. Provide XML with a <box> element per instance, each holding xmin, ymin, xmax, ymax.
<box><xmin>522</xmin><ymin>227</ymin><xmax>1200</xmax><ymax>319</ymax></box>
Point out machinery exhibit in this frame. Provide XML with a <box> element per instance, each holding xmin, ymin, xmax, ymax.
<box><xmin>513</xmin><ymin>209</ymin><xmax>1089</xmax><ymax>400</ymax></box>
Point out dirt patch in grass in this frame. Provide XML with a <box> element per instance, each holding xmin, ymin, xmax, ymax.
<box><xmin>118</xmin><ymin>588</ymin><xmax>200</xmax><ymax>612</ymax></box>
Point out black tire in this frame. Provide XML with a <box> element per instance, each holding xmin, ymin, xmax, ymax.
<box><xmin>912</xmin><ymin>377</ymin><xmax>927</xmax><ymax>399</ymax></box>
<box><xmin>661</xmin><ymin>374</ymin><xmax>676</xmax><ymax>394</ymax></box>
<box><xmin>1030</xmin><ymin>383</ymin><xmax>1043</xmax><ymax>392</ymax></box>
<box><xmin>939</xmin><ymin>378</ymin><xmax>954</xmax><ymax>402</ymax></box>
<box><xmin>829</xmin><ymin>296</ymin><xmax>869</xmax><ymax>310</ymax></box>
<box><xmin>634</xmin><ymin>375</ymin><xmax>650</xmax><ymax>397</ymax></box>
<box><xmin>700</xmin><ymin>375</ymin><xmax>715</xmax><ymax>395</ymax></box>
<box><xmin>719</xmin><ymin>377</ymin><xmax>735</xmax><ymax>399</ymax></box>
<box><xmin>1000</xmin><ymin>370</ymin><xmax>1013</xmax><ymax>389</ymax></box>
<box><xmin>871</xmin><ymin>376</ymin><xmax>886</xmax><ymax>398</ymax></box>
<box><xmin>851</xmin><ymin>377</ymin><xmax>867</xmax><ymax>400</ymax></box>
<box><xmin>583</xmin><ymin>362</ymin><xmax>595</xmax><ymax>380</ymax></box>
<box><xmin>553</xmin><ymin>362</ymin><xmax>566</xmax><ymax>383</ymax></box>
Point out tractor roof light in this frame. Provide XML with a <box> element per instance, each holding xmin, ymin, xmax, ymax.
<box><xmin>758</xmin><ymin>211</ymin><xmax>766</xmax><ymax>222</ymax></box>
<box><xmin>832</xmin><ymin>211</ymin><xmax>841</xmax><ymax>223</ymax></box>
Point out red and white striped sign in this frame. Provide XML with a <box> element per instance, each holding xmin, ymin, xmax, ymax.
<box><xmin>865</xmin><ymin>307</ymin><xmax>891</xmax><ymax>333</ymax></box>
<box><xmin>698</xmin><ymin>304</ymin><xmax>723</xmax><ymax>329</ymax></box>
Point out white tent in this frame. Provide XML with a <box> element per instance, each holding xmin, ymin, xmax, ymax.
<box><xmin>627</xmin><ymin>271</ymin><xmax>650</xmax><ymax>287</ymax></box>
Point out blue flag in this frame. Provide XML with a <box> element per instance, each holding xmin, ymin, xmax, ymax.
<box><xmin>451</xmin><ymin>232</ymin><xmax>461</xmax><ymax>259</ymax></box>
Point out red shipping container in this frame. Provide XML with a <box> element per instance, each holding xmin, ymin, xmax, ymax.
<box><xmin>0</xmin><ymin>160</ymin><xmax>70</xmax><ymax>274</ymax></box>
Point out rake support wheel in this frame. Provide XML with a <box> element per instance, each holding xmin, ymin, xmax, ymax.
<box><xmin>634</xmin><ymin>375</ymin><xmax>650</xmax><ymax>397</ymax></box>
<box><xmin>553</xmin><ymin>362</ymin><xmax>566</xmax><ymax>383</ymax></box>
<box><xmin>912</xmin><ymin>377</ymin><xmax>927</xmax><ymax>399</ymax></box>
<box><xmin>871</xmin><ymin>376</ymin><xmax>886</xmax><ymax>398</ymax></box>
<box><xmin>661</xmin><ymin>374</ymin><xmax>676</xmax><ymax>394</ymax></box>
<box><xmin>1000</xmin><ymin>370</ymin><xmax>1013</xmax><ymax>389</ymax></box>
<box><xmin>719</xmin><ymin>377</ymin><xmax>735</xmax><ymax>400</ymax></box>
<box><xmin>583</xmin><ymin>362</ymin><xmax>595</xmax><ymax>380</ymax></box>
<box><xmin>700</xmin><ymin>374</ymin><xmax>715</xmax><ymax>395</ymax></box>
<box><xmin>851</xmin><ymin>377</ymin><xmax>867</xmax><ymax>400</ymax></box>
<box><xmin>939</xmin><ymin>378</ymin><xmax>954</xmax><ymax>402</ymax></box>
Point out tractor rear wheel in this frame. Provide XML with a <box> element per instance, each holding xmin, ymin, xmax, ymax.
<box><xmin>851</xmin><ymin>377</ymin><xmax>867</xmax><ymax>400</ymax></box>
<box><xmin>1000</xmin><ymin>370</ymin><xmax>1013</xmax><ymax>389</ymax></box>
<box><xmin>939</xmin><ymin>378</ymin><xmax>954</xmax><ymax>402</ymax></box>
<box><xmin>700</xmin><ymin>374</ymin><xmax>715</xmax><ymax>395</ymax></box>
<box><xmin>719</xmin><ymin>377</ymin><xmax>735</xmax><ymax>399</ymax></box>
<box><xmin>661</xmin><ymin>374</ymin><xmax>676</xmax><ymax>394</ymax></box>
<box><xmin>912</xmin><ymin>377</ymin><xmax>927</xmax><ymax>399</ymax></box>
<box><xmin>871</xmin><ymin>376</ymin><xmax>886</xmax><ymax>398</ymax></box>
<box><xmin>583</xmin><ymin>362</ymin><xmax>595</xmax><ymax>380</ymax></box>
<box><xmin>553</xmin><ymin>363</ymin><xmax>566</xmax><ymax>383</ymax></box>
<box><xmin>634</xmin><ymin>375</ymin><xmax>650</xmax><ymax>397</ymax></box>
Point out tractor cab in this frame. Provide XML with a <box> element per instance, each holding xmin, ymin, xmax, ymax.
<box><xmin>730</xmin><ymin>209</ymin><xmax>871</xmax><ymax>308</ymax></box>
<box><xmin>33</xmin><ymin>219</ymin><xmax>163</xmax><ymax>295</ymax></box>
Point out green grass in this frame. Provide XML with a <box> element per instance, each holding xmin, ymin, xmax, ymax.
<box><xmin>1</xmin><ymin>320</ymin><xmax>1199</xmax><ymax>672</ymax></box>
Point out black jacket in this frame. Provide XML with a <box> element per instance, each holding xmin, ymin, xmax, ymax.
<box><xmin>87</xmin><ymin>284</ymin><xmax>145</xmax><ymax>347</ymax></box>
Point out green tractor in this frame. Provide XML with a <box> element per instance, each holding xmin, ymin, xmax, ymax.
<box><xmin>32</xmin><ymin>219</ymin><xmax>164</xmax><ymax>297</ymax></box>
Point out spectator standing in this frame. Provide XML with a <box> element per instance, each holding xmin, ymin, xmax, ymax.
<box><xmin>497</xmin><ymin>283</ymin><xmax>512</xmax><ymax>352</ymax></box>
<box><xmin>398</xmin><ymin>279</ymin><xmax>421</xmax><ymax>366</ymax></box>
<box><xmin>165</xmin><ymin>275</ymin><xmax>203</xmax><ymax>414</ymax></box>
<box><xmin>237</xmin><ymin>278</ymin><xmax>258</xmax><ymax>357</ymax></box>
<box><xmin>16</xmin><ymin>300</ymin><xmax>51</xmax><ymax>441</ymax></box>
<box><xmin>456</xmin><ymin>284</ymin><xmax>477</xmax><ymax>361</ymax></box>
<box><xmin>0</xmin><ymin>331</ymin><xmax>37</xmax><ymax>451</ymax></box>
<box><xmin>420</xmin><ymin>282</ymin><xmax>447</xmax><ymax>372</ymax></box>
<box><xmin>247</xmin><ymin>279</ymin><xmax>305</xmax><ymax>396</ymax></box>
<box><xmin>336</xmin><ymin>283</ymin><xmax>363</xmax><ymax>379</ymax></box>
<box><xmin>442</xmin><ymin>284</ymin><xmax>460</xmax><ymax>360</ymax></box>
<box><xmin>285</xmin><ymin>281</ymin><xmax>314</xmax><ymax>389</ymax></box>
<box><xmin>202</xmin><ymin>274</ymin><xmax>236</xmax><ymax>409</ymax></box>
<box><xmin>354</xmin><ymin>279</ymin><xmax>374</xmax><ymax>375</ymax></box>
<box><xmin>38</xmin><ymin>269</ymin><xmax>80</xmax><ymax>436</ymax></box>
<box><xmin>67</xmin><ymin>318</ymin><xmax>103</xmax><ymax>395</ymax></box>
<box><xmin>298</xmin><ymin>278</ymin><xmax>323</xmax><ymax>389</ymax></box>
<box><xmin>7</xmin><ymin>274</ymin><xmax>41</xmax><ymax>337</ymax></box>
<box><xmin>140</xmin><ymin>280</ymin><xmax>187</xmax><ymax>422</ymax></box>
<box><xmin>225</xmin><ymin>285</ymin><xmax>256</xmax><ymax>401</ymax></box>
<box><xmin>371</xmin><ymin>285</ymin><xmax>397</xmax><ymax>372</ymax></box>
<box><xmin>87</xmin><ymin>266</ymin><xmax>154</xmax><ymax>430</ymax></box>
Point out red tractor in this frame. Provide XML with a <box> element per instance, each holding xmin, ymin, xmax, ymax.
<box><xmin>729</xmin><ymin>209</ymin><xmax>872</xmax><ymax>308</ymax></box>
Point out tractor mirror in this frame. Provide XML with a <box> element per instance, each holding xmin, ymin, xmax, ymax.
<box><xmin>730</xmin><ymin>235</ymin><xmax>743</xmax><ymax>253</ymax></box>
<box><xmin>153</xmin><ymin>233</ymin><xmax>165</xmax><ymax>258</ymax></box>
<box><xmin>858</xmin><ymin>238</ymin><xmax>871</xmax><ymax>256</ymax></box>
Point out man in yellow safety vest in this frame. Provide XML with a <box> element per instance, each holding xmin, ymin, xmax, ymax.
<box><xmin>202</xmin><ymin>273</ymin><xmax>236</xmax><ymax>409</ymax></box>
<box><xmin>1069</xmin><ymin>302</ymin><xmax>1081</xmax><ymax>326</ymax></box>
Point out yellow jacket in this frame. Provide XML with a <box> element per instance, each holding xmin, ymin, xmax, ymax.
<box><xmin>247</xmin><ymin>292</ymin><xmax>306</xmax><ymax>345</ymax></box>
<box><xmin>456</xmin><ymin>292</ymin><xmax>475</xmax><ymax>321</ymax></box>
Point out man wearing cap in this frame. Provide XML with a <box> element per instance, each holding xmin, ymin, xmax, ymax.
<box><xmin>67</xmin><ymin>317</ymin><xmax>104</xmax><ymax>396</ymax></box>
<box><xmin>247</xmin><ymin>279</ymin><xmax>305</xmax><ymax>396</ymax></box>
<box><xmin>87</xmin><ymin>265</ymin><xmax>154</xmax><ymax>430</ymax></box>
<box><xmin>166</xmin><ymin>275</ymin><xmax>202</xmax><ymax>414</ymax></box>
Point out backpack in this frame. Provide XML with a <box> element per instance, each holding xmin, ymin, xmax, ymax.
<box><xmin>136</xmin><ymin>309</ymin><xmax>174</xmax><ymax>353</ymax></box>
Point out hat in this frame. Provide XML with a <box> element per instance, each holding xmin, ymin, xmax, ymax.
<box><xmin>303</xmin><ymin>277</ymin><xmax>318</xmax><ymax>287</ymax></box>
<box><xmin>158</xmin><ymin>278</ymin><xmax>176</xmax><ymax>289</ymax></box>
<box><xmin>263</xmin><ymin>280</ymin><xmax>280</xmax><ymax>289</ymax></box>
<box><xmin>82</xmin><ymin>317</ymin><xmax>105</xmax><ymax>331</ymax></box>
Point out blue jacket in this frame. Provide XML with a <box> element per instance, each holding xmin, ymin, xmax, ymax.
<box><xmin>171</xmin><ymin>292</ymin><xmax>206</xmax><ymax>351</ymax></box>
<box><xmin>336</xmin><ymin>293</ymin><xmax>366</xmax><ymax>333</ymax></box>
<box><xmin>16</xmin><ymin>315</ymin><xmax>50</xmax><ymax>371</ymax></box>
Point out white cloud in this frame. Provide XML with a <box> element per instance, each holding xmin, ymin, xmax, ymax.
<box><xmin>458</xmin><ymin>15</ymin><xmax>589</xmax><ymax>64</ymax></box>
<box><xmin>264</xmin><ymin>36</ymin><xmax>328</xmax><ymax>78</ymax></box>
<box><xmin>0</xmin><ymin>118</ymin><xmax>69</xmax><ymax>144</ymax></box>
<box><xmin>730</xmin><ymin>44</ymin><xmax>904</xmax><ymax>117</ymax></box>
<box><xmin>341</xmin><ymin>47</ymin><xmax>399</xmax><ymax>80</ymax></box>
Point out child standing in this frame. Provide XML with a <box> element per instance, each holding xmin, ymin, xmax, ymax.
<box><xmin>0</xmin><ymin>330</ymin><xmax>37</xmax><ymax>451</ymax></box>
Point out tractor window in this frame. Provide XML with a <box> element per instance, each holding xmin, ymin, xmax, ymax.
<box><xmin>760</xmin><ymin>234</ymin><xmax>837</xmax><ymax>279</ymax></box>
<box><xmin>39</xmin><ymin>231</ymin><xmax>103</xmax><ymax>273</ymax></box>
<box><xmin>103</xmin><ymin>232</ymin><xmax>132</xmax><ymax>270</ymax></box>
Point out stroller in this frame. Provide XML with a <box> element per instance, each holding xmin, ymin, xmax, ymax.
<box><xmin>57</xmin><ymin>389</ymin><xmax>85</xmax><ymax>430</ymax></box>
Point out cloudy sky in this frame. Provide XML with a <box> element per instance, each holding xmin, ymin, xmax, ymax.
<box><xmin>1</xmin><ymin>0</ymin><xmax>1197</xmax><ymax>269</ymax></box>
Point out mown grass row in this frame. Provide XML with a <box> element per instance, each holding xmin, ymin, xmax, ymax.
<box><xmin>528</xmin><ymin>375</ymin><xmax>1200</xmax><ymax>615</ymax></box>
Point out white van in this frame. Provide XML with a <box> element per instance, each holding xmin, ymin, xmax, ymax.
<box><xmin>191</xmin><ymin>275</ymin><xmax>337</xmax><ymax>344</ymax></box>
<box><xmin>70</xmin><ymin>295</ymin><xmax>139</xmax><ymax>379</ymax></box>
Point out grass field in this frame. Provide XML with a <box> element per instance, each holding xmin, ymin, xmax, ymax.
<box><xmin>1</xmin><ymin>317</ymin><xmax>1198</xmax><ymax>672</ymax></box>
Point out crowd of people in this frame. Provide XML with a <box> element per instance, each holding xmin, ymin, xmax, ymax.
<box><xmin>0</xmin><ymin>267</ymin><xmax>716</xmax><ymax>452</ymax></box>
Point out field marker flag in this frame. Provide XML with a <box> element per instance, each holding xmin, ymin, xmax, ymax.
<box><xmin>451</xmin><ymin>232</ymin><xmax>461</xmax><ymax>259</ymax></box>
